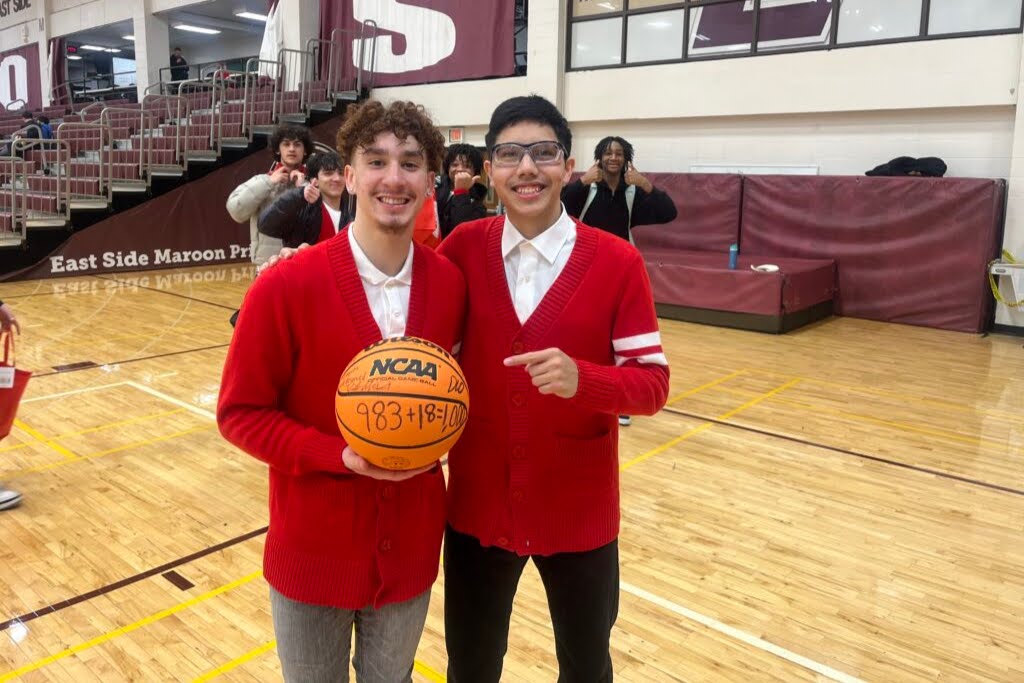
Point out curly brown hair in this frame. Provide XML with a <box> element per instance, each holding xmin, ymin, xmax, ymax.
<box><xmin>335</xmin><ymin>100</ymin><xmax>446</xmax><ymax>173</ymax></box>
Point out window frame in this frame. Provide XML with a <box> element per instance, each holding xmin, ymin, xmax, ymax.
<box><xmin>565</xmin><ymin>0</ymin><xmax>1024</xmax><ymax>72</ymax></box>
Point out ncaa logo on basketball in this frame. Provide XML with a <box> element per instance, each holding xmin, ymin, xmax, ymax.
<box><xmin>369</xmin><ymin>357</ymin><xmax>439</xmax><ymax>381</ymax></box>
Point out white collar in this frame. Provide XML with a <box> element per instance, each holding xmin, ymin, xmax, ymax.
<box><xmin>347</xmin><ymin>226</ymin><xmax>414</xmax><ymax>287</ymax></box>
<box><xmin>501</xmin><ymin>207</ymin><xmax>575</xmax><ymax>265</ymax></box>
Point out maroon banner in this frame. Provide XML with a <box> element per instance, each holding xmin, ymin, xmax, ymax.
<box><xmin>321</xmin><ymin>0</ymin><xmax>516</xmax><ymax>88</ymax></box>
<box><xmin>0</xmin><ymin>44</ymin><xmax>41</xmax><ymax>111</ymax></box>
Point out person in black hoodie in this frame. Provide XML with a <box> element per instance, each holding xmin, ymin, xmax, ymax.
<box><xmin>562</xmin><ymin>136</ymin><xmax>677</xmax><ymax>427</ymax></box>
<box><xmin>561</xmin><ymin>136</ymin><xmax>677</xmax><ymax>243</ymax></box>
<box><xmin>436</xmin><ymin>143</ymin><xmax>488</xmax><ymax>238</ymax></box>
<box><xmin>258</xmin><ymin>151</ymin><xmax>353</xmax><ymax>248</ymax></box>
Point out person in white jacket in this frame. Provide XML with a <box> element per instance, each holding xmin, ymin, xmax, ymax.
<box><xmin>227</xmin><ymin>124</ymin><xmax>313</xmax><ymax>266</ymax></box>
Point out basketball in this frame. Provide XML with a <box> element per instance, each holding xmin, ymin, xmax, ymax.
<box><xmin>335</xmin><ymin>336</ymin><xmax>470</xmax><ymax>470</ymax></box>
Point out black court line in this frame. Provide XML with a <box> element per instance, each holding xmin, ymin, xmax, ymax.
<box><xmin>91</xmin><ymin>274</ymin><xmax>241</xmax><ymax>311</ymax></box>
<box><xmin>661</xmin><ymin>406</ymin><xmax>1024</xmax><ymax>498</ymax></box>
<box><xmin>0</xmin><ymin>527</ymin><xmax>268</xmax><ymax>632</ymax></box>
<box><xmin>32</xmin><ymin>343</ymin><xmax>231</xmax><ymax>378</ymax></box>
<box><xmin>162</xmin><ymin>570</ymin><xmax>195</xmax><ymax>591</ymax></box>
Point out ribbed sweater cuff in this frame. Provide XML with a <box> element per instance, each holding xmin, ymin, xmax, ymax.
<box><xmin>573</xmin><ymin>360</ymin><xmax>620</xmax><ymax>415</ymax></box>
<box><xmin>300</xmin><ymin>431</ymin><xmax>351</xmax><ymax>474</ymax></box>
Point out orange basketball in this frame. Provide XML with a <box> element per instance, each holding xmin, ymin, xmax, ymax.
<box><xmin>335</xmin><ymin>336</ymin><xmax>469</xmax><ymax>470</ymax></box>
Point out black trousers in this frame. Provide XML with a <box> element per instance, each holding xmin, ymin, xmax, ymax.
<box><xmin>444</xmin><ymin>526</ymin><xmax>619</xmax><ymax>683</ymax></box>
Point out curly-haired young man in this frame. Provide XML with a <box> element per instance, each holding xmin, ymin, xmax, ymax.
<box><xmin>218</xmin><ymin>100</ymin><xmax>465</xmax><ymax>683</ymax></box>
<box><xmin>227</xmin><ymin>124</ymin><xmax>314</xmax><ymax>265</ymax></box>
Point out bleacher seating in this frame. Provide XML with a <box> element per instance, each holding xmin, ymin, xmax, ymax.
<box><xmin>0</xmin><ymin>33</ymin><xmax>371</xmax><ymax>248</ymax></box>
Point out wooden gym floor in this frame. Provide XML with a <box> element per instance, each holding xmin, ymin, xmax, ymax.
<box><xmin>0</xmin><ymin>262</ymin><xmax>1021</xmax><ymax>682</ymax></box>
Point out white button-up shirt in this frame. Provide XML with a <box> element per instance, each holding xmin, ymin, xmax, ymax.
<box><xmin>348</xmin><ymin>226</ymin><xmax>414</xmax><ymax>338</ymax></box>
<box><xmin>501</xmin><ymin>208</ymin><xmax>577</xmax><ymax>324</ymax></box>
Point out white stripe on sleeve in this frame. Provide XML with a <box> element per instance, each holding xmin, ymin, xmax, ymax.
<box><xmin>613</xmin><ymin>332</ymin><xmax>662</xmax><ymax>352</ymax></box>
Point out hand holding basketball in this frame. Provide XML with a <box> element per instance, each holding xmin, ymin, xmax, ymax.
<box><xmin>504</xmin><ymin>348</ymin><xmax>579</xmax><ymax>399</ymax></box>
<box><xmin>336</xmin><ymin>337</ymin><xmax>469</xmax><ymax>470</ymax></box>
<box><xmin>342</xmin><ymin>446</ymin><xmax>435</xmax><ymax>481</ymax></box>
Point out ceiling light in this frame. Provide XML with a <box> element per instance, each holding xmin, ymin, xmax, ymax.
<box><xmin>646</xmin><ymin>20</ymin><xmax>673</xmax><ymax>29</ymax></box>
<box><xmin>123</xmin><ymin>35</ymin><xmax>135</xmax><ymax>41</ymax></box>
<box><xmin>234</xmin><ymin>11</ymin><xmax>268</xmax><ymax>21</ymax></box>
<box><xmin>79</xmin><ymin>45</ymin><xmax>106</xmax><ymax>51</ymax></box>
<box><xmin>67</xmin><ymin>55</ymin><xmax>82</xmax><ymax>61</ymax></box>
<box><xmin>173</xmin><ymin>24</ymin><xmax>221</xmax><ymax>35</ymax></box>
<box><xmin>105</xmin><ymin>48</ymin><xmax>121</xmax><ymax>53</ymax></box>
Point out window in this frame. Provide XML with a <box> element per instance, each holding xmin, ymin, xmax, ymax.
<box><xmin>837</xmin><ymin>0</ymin><xmax>922</xmax><ymax>44</ymax></box>
<box><xmin>566</xmin><ymin>0</ymin><xmax>1024</xmax><ymax>71</ymax></box>
<box><xmin>929</xmin><ymin>0</ymin><xmax>1023</xmax><ymax>35</ymax></box>
<box><xmin>628</xmin><ymin>10</ymin><xmax>685</xmax><ymax>62</ymax></box>
<box><xmin>571</xmin><ymin>17</ymin><xmax>623</xmax><ymax>68</ymax></box>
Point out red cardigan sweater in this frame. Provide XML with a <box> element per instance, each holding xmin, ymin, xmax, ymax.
<box><xmin>438</xmin><ymin>216</ymin><xmax>669</xmax><ymax>556</ymax></box>
<box><xmin>218</xmin><ymin>230</ymin><xmax>466</xmax><ymax>609</ymax></box>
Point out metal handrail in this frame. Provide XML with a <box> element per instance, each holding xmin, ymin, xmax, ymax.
<box><xmin>330</xmin><ymin>21</ymin><xmax>379</xmax><ymax>95</ymax></box>
<box><xmin>55</xmin><ymin>71</ymin><xmax>138</xmax><ymax>104</ymax></box>
<box><xmin>56</xmin><ymin>121</ymin><xmax>113</xmax><ymax>202</ymax></box>
<box><xmin>10</xmin><ymin>137</ymin><xmax>72</xmax><ymax>225</ymax></box>
<box><xmin>141</xmin><ymin>93</ymin><xmax>189</xmax><ymax>173</ymax></box>
<box><xmin>157</xmin><ymin>55</ymin><xmax>258</xmax><ymax>89</ymax></box>
<box><xmin>100</xmin><ymin>106</ymin><xmax>148</xmax><ymax>185</ymax></box>
<box><xmin>243</xmin><ymin>58</ymin><xmax>282</xmax><ymax>139</ymax></box>
<box><xmin>279</xmin><ymin>48</ymin><xmax>316</xmax><ymax>114</ymax></box>
<box><xmin>0</xmin><ymin>155</ymin><xmax>25</xmax><ymax>244</ymax></box>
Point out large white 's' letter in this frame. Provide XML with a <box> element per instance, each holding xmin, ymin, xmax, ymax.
<box><xmin>352</xmin><ymin>0</ymin><xmax>457</xmax><ymax>74</ymax></box>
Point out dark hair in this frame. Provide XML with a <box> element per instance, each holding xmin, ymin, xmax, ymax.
<box><xmin>20</xmin><ymin>110</ymin><xmax>33</xmax><ymax>119</ymax></box>
<box><xmin>174</xmin><ymin>47</ymin><xmax>182</xmax><ymax>52</ymax></box>
<box><xmin>38</xmin><ymin>115</ymin><xmax>49</xmax><ymax>124</ymax></box>
<box><xmin>335</xmin><ymin>99</ymin><xmax>446</xmax><ymax>173</ymax></box>
<box><xmin>269</xmin><ymin>124</ymin><xmax>313</xmax><ymax>160</ymax></box>
<box><xmin>306</xmin><ymin>151</ymin><xmax>343</xmax><ymax>178</ymax></box>
<box><xmin>594</xmin><ymin>136</ymin><xmax>634</xmax><ymax>174</ymax></box>
<box><xmin>443</xmin><ymin>144</ymin><xmax>483</xmax><ymax>177</ymax></box>
<box><xmin>484</xmin><ymin>95</ymin><xmax>572</xmax><ymax>154</ymax></box>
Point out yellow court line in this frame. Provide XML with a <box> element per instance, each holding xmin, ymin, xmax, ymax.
<box><xmin>0</xmin><ymin>571</ymin><xmax>264</xmax><ymax>682</ymax></box>
<box><xmin>415</xmin><ymin>660</ymin><xmax>447</xmax><ymax>682</ymax></box>
<box><xmin>12</xmin><ymin>424</ymin><xmax>217</xmax><ymax>477</ymax></box>
<box><xmin>0</xmin><ymin>442</ymin><xmax>32</xmax><ymax>454</ymax></box>
<box><xmin>621</xmin><ymin>423</ymin><xmax>714</xmax><ymax>471</ymax></box>
<box><xmin>192</xmin><ymin>640</ymin><xmax>278</xmax><ymax>683</ymax></box>
<box><xmin>667</xmin><ymin>369</ymin><xmax>747</xmax><ymax>405</ymax></box>
<box><xmin>622</xmin><ymin>377</ymin><xmax>800</xmax><ymax>471</ymax></box>
<box><xmin>50</xmin><ymin>407</ymin><xmax>187</xmax><ymax>439</ymax></box>
<box><xmin>717</xmin><ymin>379</ymin><xmax>802</xmax><ymax>420</ymax></box>
<box><xmin>746</xmin><ymin>367</ymin><xmax>1024</xmax><ymax>424</ymax></box>
<box><xmin>13</xmin><ymin>419</ymin><xmax>79</xmax><ymax>461</ymax></box>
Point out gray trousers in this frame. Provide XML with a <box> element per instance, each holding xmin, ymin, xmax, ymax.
<box><xmin>270</xmin><ymin>586</ymin><xmax>431</xmax><ymax>683</ymax></box>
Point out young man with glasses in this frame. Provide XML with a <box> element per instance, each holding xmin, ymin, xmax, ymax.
<box><xmin>438</xmin><ymin>95</ymin><xmax>670</xmax><ymax>683</ymax></box>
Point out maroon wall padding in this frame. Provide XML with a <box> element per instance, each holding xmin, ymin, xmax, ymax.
<box><xmin>631</xmin><ymin>173</ymin><xmax>741</xmax><ymax>254</ymax></box>
<box><xmin>740</xmin><ymin>175</ymin><xmax>1004</xmax><ymax>333</ymax></box>
<box><xmin>643</xmin><ymin>248</ymin><xmax>835</xmax><ymax>316</ymax></box>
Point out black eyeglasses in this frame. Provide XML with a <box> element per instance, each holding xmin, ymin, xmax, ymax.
<box><xmin>490</xmin><ymin>141</ymin><xmax>567</xmax><ymax>168</ymax></box>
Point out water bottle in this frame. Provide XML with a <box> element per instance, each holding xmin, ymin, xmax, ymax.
<box><xmin>728</xmin><ymin>243</ymin><xmax>739</xmax><ymax>270</ymax></box>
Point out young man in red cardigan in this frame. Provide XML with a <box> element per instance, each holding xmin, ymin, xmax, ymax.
<box><xmin>217</xmin><ymin>100</ymin><xmax>464</xmax><ymax>682</ymax></box>
<box><xmin>437</xmin><ymin>96</ymin><xmax>670</xmax><ymax>682</ymax></box>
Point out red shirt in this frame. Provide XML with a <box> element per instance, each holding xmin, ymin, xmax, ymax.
<box><xmin>317</xmin><ymin>204</ymin><xmax>336</xmax><ymax>244</ymax></box>
<box><xmin>218</xmin><ymin>231</ymin><xmax>466</xmax><ymax>608</ymax></box>
<box><xmin>438</xmin><ymin>217</ymin><xmax>669</xmax><ymax>556</ymax></box>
